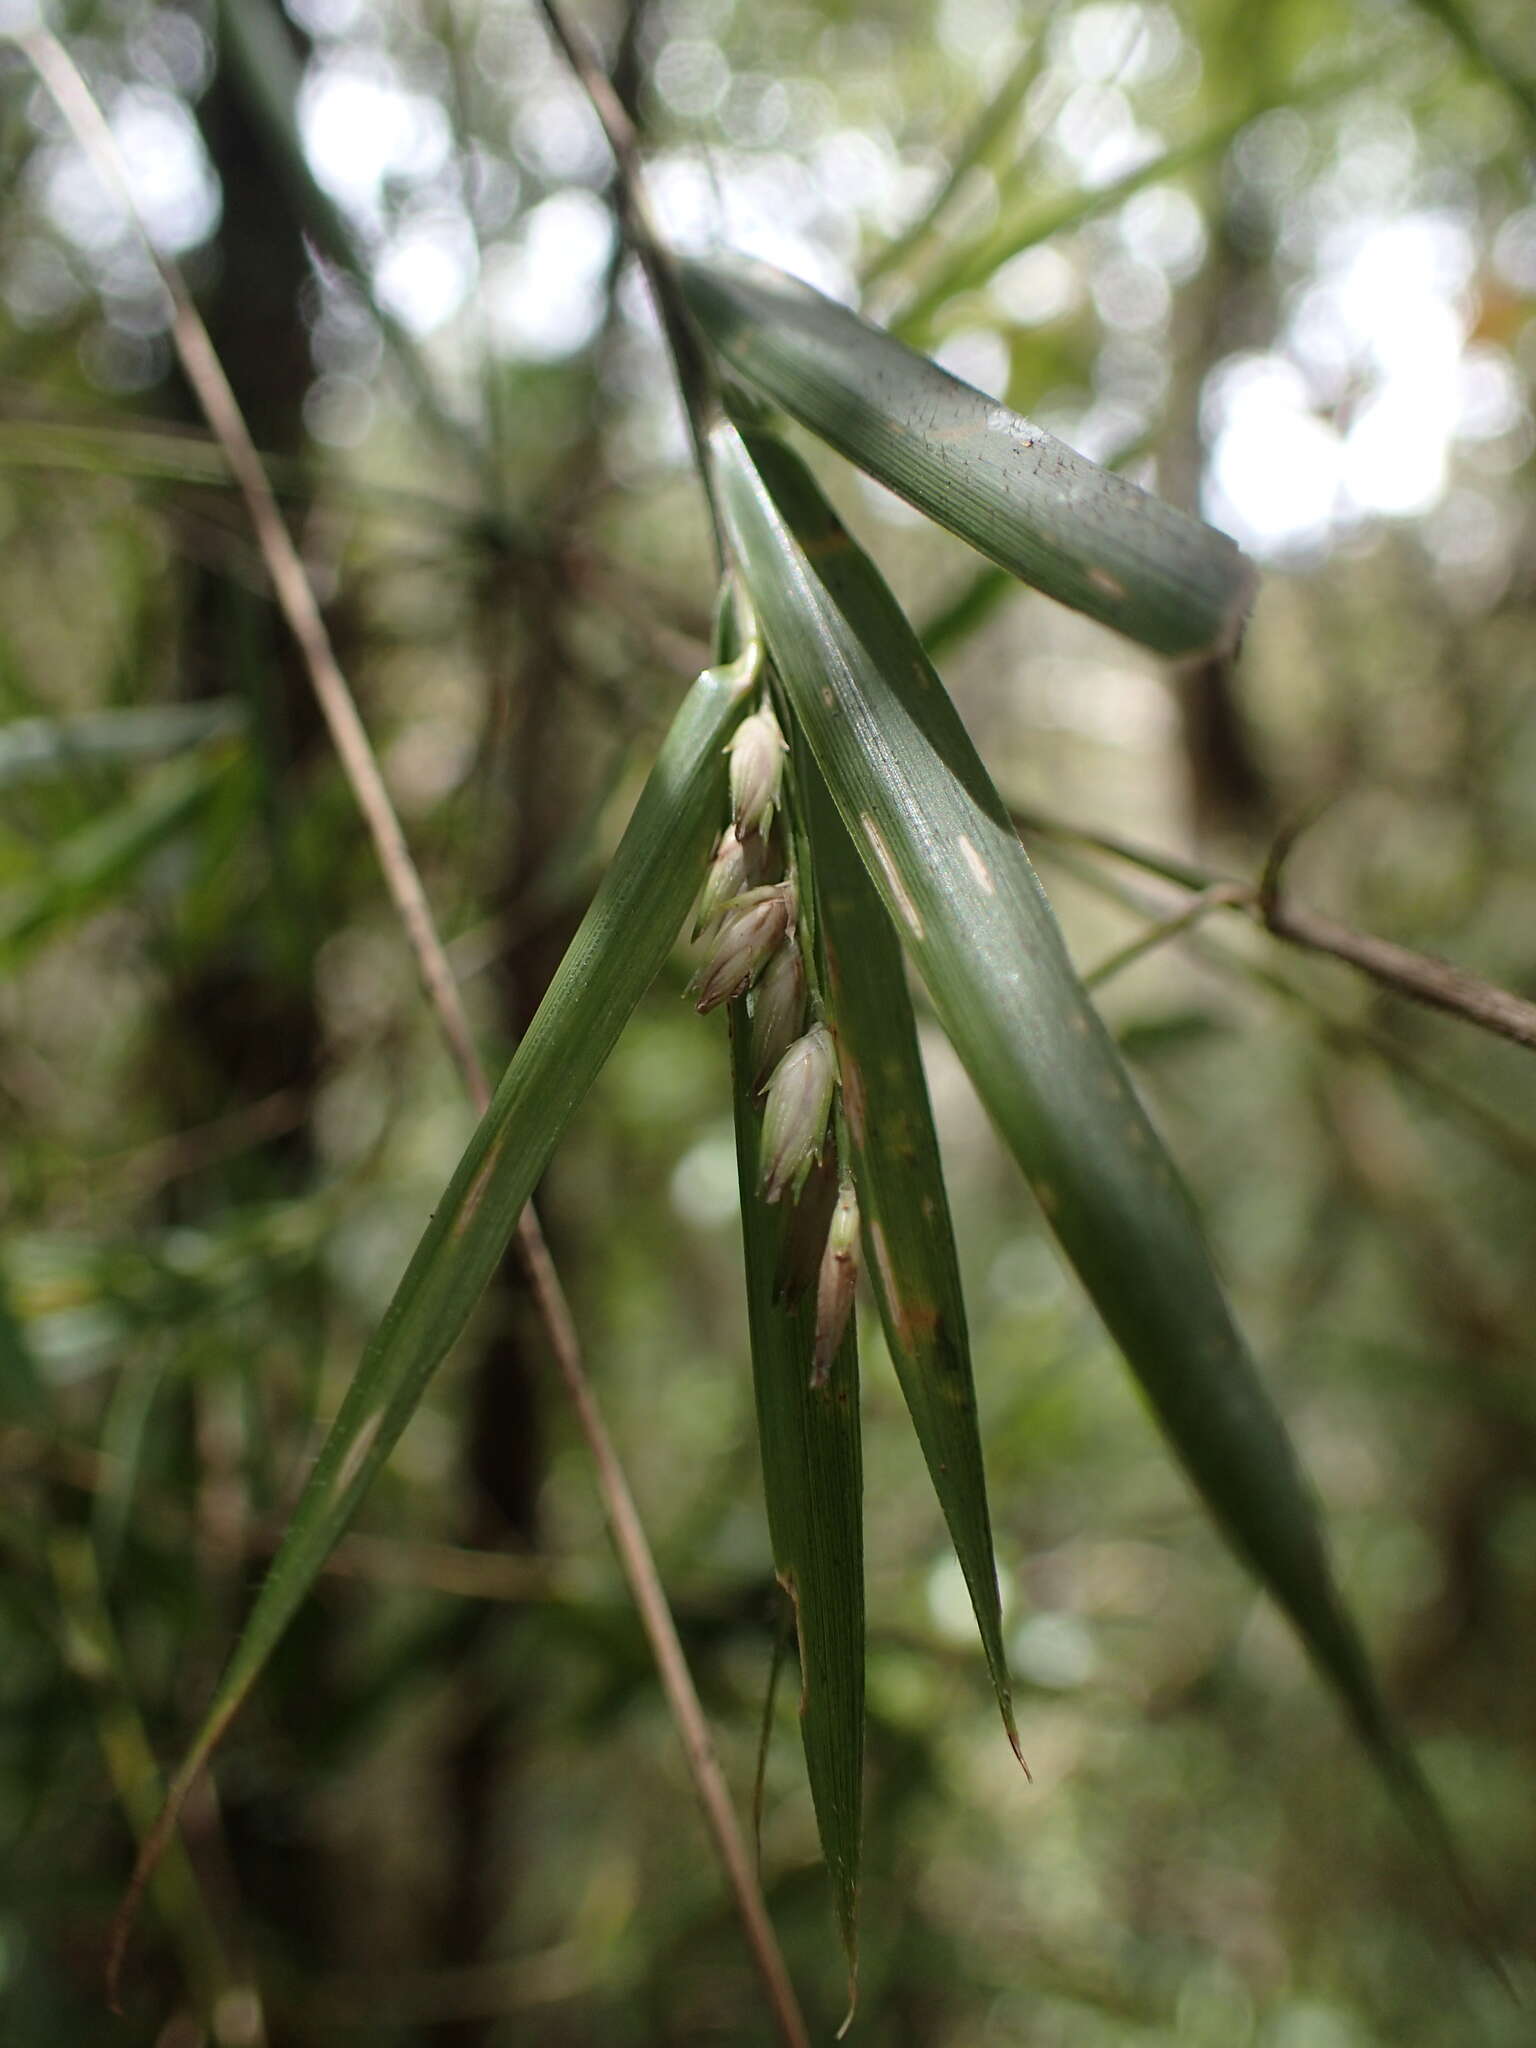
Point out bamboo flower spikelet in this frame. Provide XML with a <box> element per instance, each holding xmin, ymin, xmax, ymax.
<box><xmin>750</xmin><ymin>937</ymin><xmax>806</xmax><ymax>1089</ymax></box>
<box><xmin>693</xmin><ymin>881</ymin><xmax>795</xmax><ymax>1013</ymax></box>
<box><xmin>728</xmin><ymin>704</ymin><xmax>787</xmax><ymax>840</ymax></box>
<box><xmin>812</xmin><ymin>1176</ymin><xmax>860</xmax><ymax>1387</ymax></box>
<box><xmin>692</xmin><ymin>824</ymin><xmax>772</xmax><ymax>939</ymax></box>
<box><xmin>759</xmin><ymin>1023</ymin><xmax>837</xmax><ymax>1203</ymax></box>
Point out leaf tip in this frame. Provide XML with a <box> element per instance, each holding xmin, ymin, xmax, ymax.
<box><xmin>1005</xmin><ymin>1713</ymin><xmax>1032</xmax><ymax>1783</ymax></box>
<box><xmin>835</xmin><ymin>1951</ymin><xmax>860</xmax><ymax>2039</ymax></box>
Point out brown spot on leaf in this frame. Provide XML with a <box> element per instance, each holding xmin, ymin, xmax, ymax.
<box><xmin>956</xmin><ymin>833</ymin><xmax>995</xmax><ymax>894</ymax></box>
<box><xmin>331</xmin><ymin>1409</ymin><xmax>385</xmax><ymax>1502</ymax></box>
<box><xmin>841</xmin><ymin>1054</ymin><xmax>867</xmax><ymax>1150</ymax></box>
<box><xmin>861</xmin><ymin>816</ymin><xmax>924</xmax><ymax>937</ymax></box>
<box><xmin>454</xmin><ymin>1132</ymin><xmax>508</xmax><ymax>1236</ymax></box>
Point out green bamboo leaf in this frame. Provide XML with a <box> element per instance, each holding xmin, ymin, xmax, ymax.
<box><xmin>681</xmin><ymin>253</ymin><xmax>1254</xmax><ymax>659</ymax></box>
<box><xmin>709</xmin><ymin>419</ymin><xmax>1449</xmax><ymax>1840</ymax></box>
<box><xmin>0</xmin><ymin>746</ymin><xmax>239</xmax><ymax>964</ymax></box>
<box><xmin>49</xmin><ymin>1533</ymin><xmax>241</xmax><ymax>2026</ymax></box>
<box><xmin>728</xmin><ymin>1004</ymin><xmax>864</xmax><ymax>1990</ymax></box>
<box><xmin>118</xmin><ymin>644</ymin><xmax>759</xmax><ymax>1943</ymax></box>
<box><xmin>800</xmin><ymin>744</ymin><xmax>1021</xmax><ymax>1766</ymax></box>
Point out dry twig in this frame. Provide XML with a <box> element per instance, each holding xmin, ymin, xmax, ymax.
<box><xmin>1015</xmin><ymin>803</ymin><xmax>1536</xmax><ymax>1054</ymax></box>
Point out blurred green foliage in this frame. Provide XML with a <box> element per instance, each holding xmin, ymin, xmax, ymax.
<box><xmin>1</xmin><ymin>0</ymin><xmax>1534</xmax><ymax>2042</ymax></box>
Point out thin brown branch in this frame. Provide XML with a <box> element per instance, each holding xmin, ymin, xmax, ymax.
<box><xmin>20</xmin><ymin>32</ymin><xmax>805</xmax><ymax>2046</ymax></box>
<box><xmin>1023</xmin><ymin>824</ymin><xmax>1536</xmax><ymax>1175</ymax></box>
<box><xmin>1013</xmin><ymin>803</ymin><xmax>1536</xmax><ymax>1054</ymax></box>
<box><xmin>509</xmin><ymin>1218</ymin><xmax>813</xmax><ymax>2048</ymax></box>
<box><xmin>1255</xmin><ymin>810</ymin><xmax>1536</xmax><ymax>1051</ymax></box>
<box><xmin>1262</xmin><ymin>896</ymin><xmax>1536</xmax><ymax>1053</ymax></box>
<box><xmin>102</xmin><ymin>1088</ymin><xmax>310</xmax><ymax>1198</ymax></box>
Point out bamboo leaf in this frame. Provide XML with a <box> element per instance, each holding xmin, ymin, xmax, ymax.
<box><xmin>681</xmin><ymin>253</ymin><xmax>1255</xmax><ymax>659</ymax></box>
<box><xmin>893</xmin><ymin>107</ymin><xmax>1266</xmax><ymax>337</ymax></box>
<box><xmin>729</xmin><ymin>1004</ymin><xmax>864</xmax><ymax>1989</ymax></box>
<box><xmin>127</xmin><ymin>646</ymin><xmax>759</xmax><ymax>1894</ymax></box>
<box><xmin>709</xmin><ymin>419</ymin><xmax>1445</xmax><ymax>1832</ymax></box>
<box><xmin>800</xmin><ymin>744</ymin><xmax>1021</xmax><ymax>1765</ymax></box>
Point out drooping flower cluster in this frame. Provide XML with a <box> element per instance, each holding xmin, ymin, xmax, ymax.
<box><xmin>692</xmin><ymin>696</ymin><xmax>861</xmax><ymax>1384</ymax></box>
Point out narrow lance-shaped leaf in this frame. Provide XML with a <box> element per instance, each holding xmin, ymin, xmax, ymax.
<box><xmin>121</xmin><ymin>642</ymin><xmax>760</xmax><ymax>1930</ymax></box>
<box><xmin>682</xmin><ymin>253</ymin><xmax>1255</xmax><ymax>659</ymax></box>
<box><xmin>728</xmin><ymin>1002</ymin><xmax>864</xmax><ymax>1992</ymax></box>
<box><xmin>710</xmin><ymin>419</ymin><xmax>1445</xmax><ymax>1834</ymax></box>
<box><xmin>799</xmin><ymin>736</ymin><xmax>1021</xmax><ymax>1765</ymax></box>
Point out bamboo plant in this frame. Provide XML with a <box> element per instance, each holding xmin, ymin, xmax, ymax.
<box><xmin>26</xmin><ymin>3</ymin><xmax>1511</xmax><ymax>2027</ymax></box>
<box><xmin>127</xmin><ymin>232</ymin><xmax>1485</xmax><ymax>2000</ymax></box>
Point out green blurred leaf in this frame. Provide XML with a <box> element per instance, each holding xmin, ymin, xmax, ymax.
<box><xmin>860</xmin><ymin>9</ymin><xmax>1060</xmax><ymax>292</ymax></box>
<box><xmin>1407</xmin><ymin>0</ymin><xmax>1536</xmax><ymax>136</ymax></box>
<box><xmin>0</xmin><ymin>1263</ymin><xmax>46</xmax><ymax>1423</ymax></box>
<box><xmin>800</xmin><ymin>744</ymin><xmax>1020</xmax><ymax>1764</ymax></box>
<box><xmin>0</xmin><ymin>746</ymin><xmax>240</xmax><ymax>964</ymax></box>
<box><xmin>49</xmin><ymin>1531</ymin><xmax>238</xmax><ymax>2019</ymax></box>
<box><xmin>682</xmin><ymin>253</ymin><xmax>1254</xmax><ymax>658</ymax></box>
<box><xmin>917</xmin><ymin>563</ymin><xmax>1015</xmax><ymax>662</ymax></box>
<box><xmin>214</xmin><ymin>0</ymin><xmax>484</xmax><ymax>480</ymax></box>
<box><xmin>139</xmin><ymin>646</ymin><xmax>758</xmax><ymax>1839</ymax></box>
<box><xmin>710</xmin><ymin>418</ymin><xmax>1442</xmax><ymax>1830</ymax></box>
<box><xmin>728</xmin><ymin>1003</ymin><xmax>864</xmax><ymax>1986</ymax></box>
<box><xmin>891</xmin><ymin>55</ymin><xmax>1387</xmax><ymax>336</ymax></box>
<box><xmin>0</xmin><ymin>703</ymin><xmax>244</xmax><ymax>789</ymax></box>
